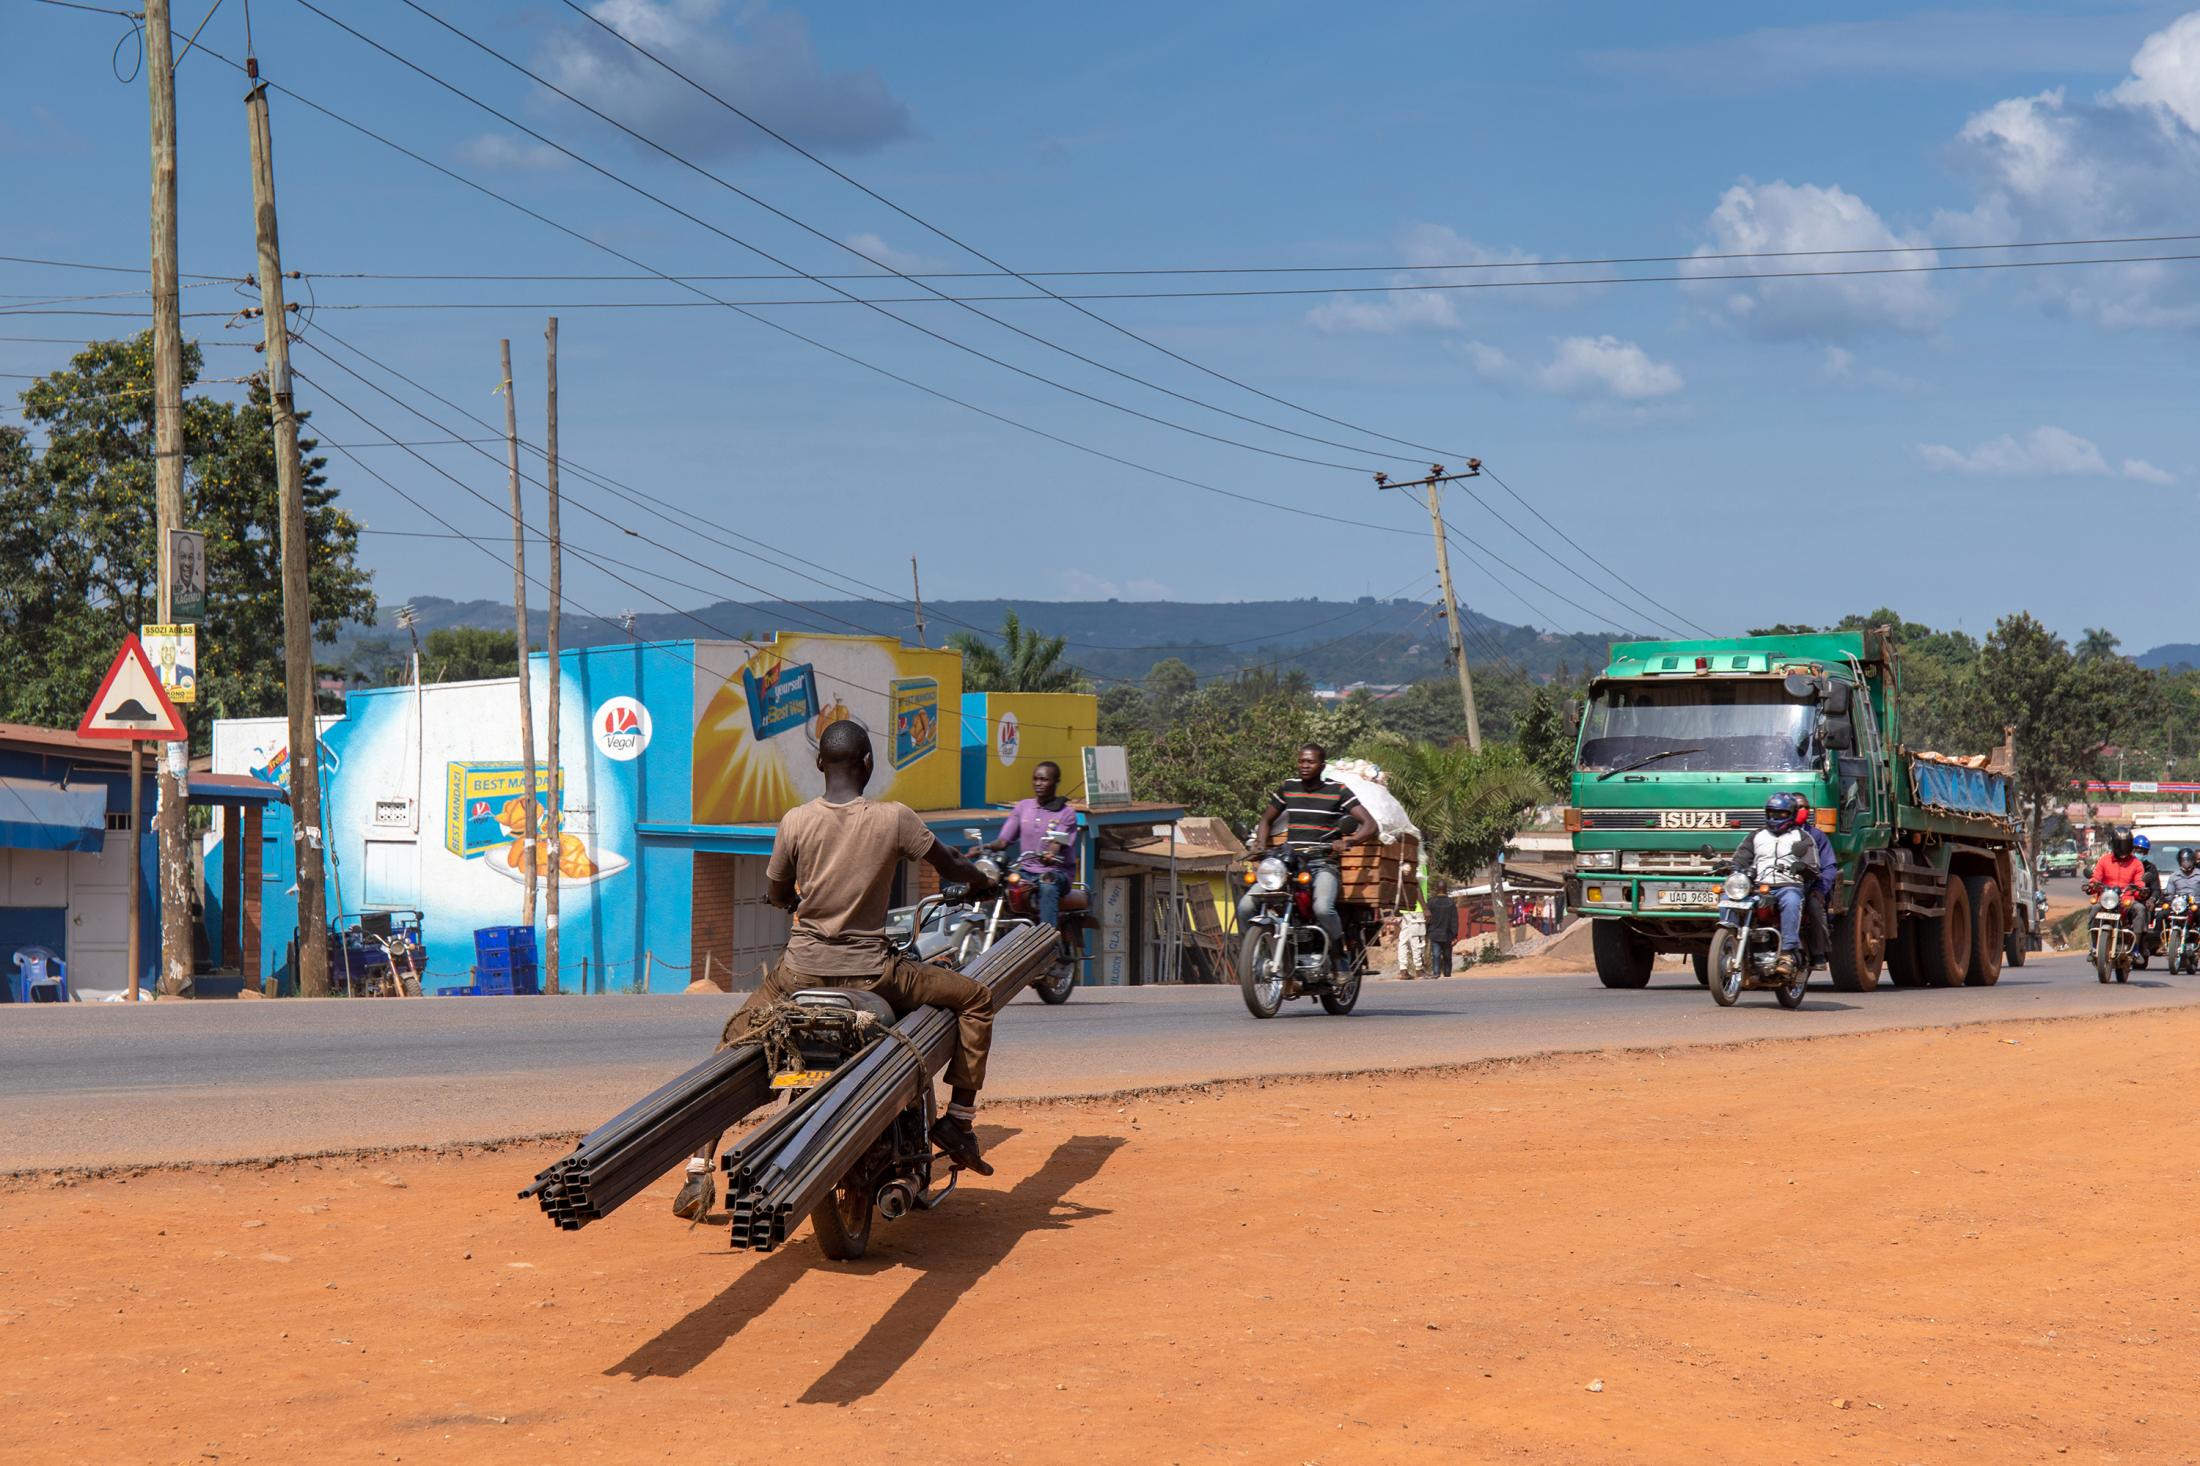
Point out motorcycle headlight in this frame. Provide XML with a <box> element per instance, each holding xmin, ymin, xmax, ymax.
<box><xmin>975</xmin><ymin>856</ymin><xmax>1000</xmax><ymax>882</ymax></box>
<box><xmin>2100</xmin><ymin>889</ymin><xmax>2121</xmax><ymax>911</ymax></box>
<box><xmin>1256</xmin><ymin>857</ymin><xmax>1288</xmax><ymax>892</ymax></box>
<box><xmin>1721</xmin><ymin>872</ymin><xmax>1754</xmax><ymax>902</ymax></box>
<box><xmin>1579</xmin><ymin>851</ymin><xmax>1618</xmax><ymax>871</ymax></box>
<box><xmin>2176</xmin><ymin>895</ymin><xmax>2191</xmax><ymax>915</ymax></box>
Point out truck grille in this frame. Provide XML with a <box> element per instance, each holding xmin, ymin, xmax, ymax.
<box><xmin>1577</xmin><ymin>808</ymin><xmax>1753</xmax><ymax>833</ymax></box>
<box><xmin>1623</xmin><ymin>850</ymin><xmax>1723</xmax><ymax>875</ymax></box>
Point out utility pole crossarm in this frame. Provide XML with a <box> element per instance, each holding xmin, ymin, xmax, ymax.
<box><xmin>1374</xmin><ymin>461</ymin><xmax>1484</xmax><ymax>752</ymax></box>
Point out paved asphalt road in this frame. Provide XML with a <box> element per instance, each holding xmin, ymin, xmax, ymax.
<box><xmin>4</xmin><ymin>951</ymin><xmax>2190</xmax><ymax>1170</ymax></box>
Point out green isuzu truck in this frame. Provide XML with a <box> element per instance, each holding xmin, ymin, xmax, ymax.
<box><xmin>1565</xmin><ymin>629</ymin><xmax>2020</xmax><ymax>992</ymax></box>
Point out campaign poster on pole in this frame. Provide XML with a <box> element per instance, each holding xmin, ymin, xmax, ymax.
<box><xmin>168</xmin><ymin>529</ymin><xmax>206</xmax><ymax>622</ymax></box>
<box><xmin>140</xmin><ymin>623</ymin><xmax>198</xmax><ymax>704</ymax></box>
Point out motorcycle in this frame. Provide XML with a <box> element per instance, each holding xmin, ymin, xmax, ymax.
<box><xmin>943</xmin><ymin>843</ymin><xmax>1086</xmax><ymax>1004</ymax></box>
<box><xmin>1706</xmin><ymin>866</ymin><xmax>1812</xmax><ymax>1010</ymax></box>
<box><xmin>2164</xmin><ymin>892</ymin><xmax>2199</xmax><ymax>975</ymax></box>
<box><xmin>2086</xmin><ymin>882</ymin><xmax>2143</xmax><ymax>984</ymax></box>
<box><xmin>1235</xmin><ymin>846</ymin><xmax>1366</xmax><ymax>1019</ymax></box>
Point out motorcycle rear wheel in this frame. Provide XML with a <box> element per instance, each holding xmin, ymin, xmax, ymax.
<box><xmin>1707</xmin><ymin>928</ymin><xmax>1744</xmax><ymax>1007</ymax></box>
<box><xmin>1238</xmin><ymin>930</ymin><xmax>1284</xmax><ymax>1019</ymax></box>
<box><xmin>812</xmin><ymin>1174</ymin><xmax>874</xmax><ymax>1261</ymax></box>
<box><xmin>1033</xmin><ymin>962</ymin><xmax>1076</xmax><ymax>1005</ymax></box>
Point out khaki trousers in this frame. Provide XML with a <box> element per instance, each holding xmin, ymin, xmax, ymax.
<box><xmin>718</xmin><ymin>950</ymin><xmax>995</xmax><ymax>1093</ymax></box>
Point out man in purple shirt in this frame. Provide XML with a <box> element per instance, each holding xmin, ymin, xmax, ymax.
<box><xmin>987</xmin><ymin>760</ymin><xmax>1082</xmax><ymax>928</ymax></box>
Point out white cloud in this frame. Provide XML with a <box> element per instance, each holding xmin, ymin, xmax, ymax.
<box><xmin>1307</xmin><ymin>289</ymin><xmax>1461</xmax><ymax>335</ymax></box>
<box><xmin>1821</xmin><ymin>344</ymin><xmax>1927</xmax><ymax>393</ymax></box>
<box><xmin>1917</xmin><ymin>425</ymin><xmax>2173</xmax><ymax>482</ymax></box>
<box><xmin>1534</xmin><ymin>335</ymin><xmax>1684</xmax><ymax>400</ymax></box>
<box><xmin>1941</xmin><ymin>12</ymin><xmax>2200</xmax><ymax>330</ymax></box>
<box><xmin>1460</xmin><ymin>340</ymin><xmax>1517</xmax><ymax>380</ymax></box>
<box><xmin>841</xmin><ymin>232</ymin><xmax>944</xmax><ymax>276</ymax></box>
<box><xmin>541</xmin><ymin>1</ymin><xmax>912</xmax><ymax>160</ymax></box>
<box><xmin>456</xmin><ymin>132</ymin><xmax>567</xmax><ymax>170</ymax></box>
<box><xmin>1585</xmin><ymin>12</ymin><xmax>2151</xmax><ymax>90</ymax></box>
<box><xmin>1685</xmin><ymin>179</ymin><xmax>1945</xmax><ymax>339</ymax></box>
<box><xmin>1305</xmin><ymin>224</ymin><xmax>1601</xmax><ymax>334</ymax></box>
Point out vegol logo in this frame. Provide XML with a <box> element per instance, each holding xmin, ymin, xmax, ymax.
<box><xmin>594</xmin><ymin>696</ymin><xmax>652</xmax><ymax>762</ymax></box>
<box><xmin>995</xmin><ymin>711</ymin><xmax>1021</xmax><ymax>767</ymax></box>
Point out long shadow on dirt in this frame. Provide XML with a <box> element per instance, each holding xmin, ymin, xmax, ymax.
<box><xmin>607</xmin><ymin>1129</ymin><xmax>1124</xmax><ymax>1395</ymax></box>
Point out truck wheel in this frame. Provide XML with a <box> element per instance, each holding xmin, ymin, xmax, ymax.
<box><xmin>1827</xmin><ymin>871</ymin><xmax>1890</xmax><ymax>992</ymax></box>
<box><xmin>1592</xmin><ymin>921</ymin><xmax>1653</xmax><ymax>989</ymax></box>
<box><xmin>1919</xmin><ymin>876</ymin><xmax>1973</xmax><ymax>988</ymax></box>
<box><xmin>1964</xmin><ymin>875</ymin><xmax>2004</xmax><ymax>987</ymax></box>
<box><xmin>1885</xmin><ymin>918</ymin><xmax>1925</xmax><ymax>987</ymax></box>
<box><xmin>1690</xmin><ymin>947</ymin><xmax>1710</xmax><ymax>986</ymax></box>
<box><xmin>2004</xmin><ymin>915</ymin><xmax>2029</xmax><ymax>969</ymax></box>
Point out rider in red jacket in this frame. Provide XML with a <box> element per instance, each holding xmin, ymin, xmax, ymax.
<box><xmin>2091</xmin><ymin>830</ymin><xmax>2148</xmax><ymax>892</ymax></box>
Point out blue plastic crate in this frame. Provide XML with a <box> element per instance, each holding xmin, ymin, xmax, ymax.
<box><xmin>435</xmin><ymin>984</ymin><xmax>481</xmax><ymax>997</ymax></box>
<box><xmin>473</xmin><ymin>925</ymin><xmax>537</xmax><ymax>959</ymax></box>
<box><xmin>473</xmin><ymin>965</ymin><xmax>540</xmax><ymax>996</ymax></box>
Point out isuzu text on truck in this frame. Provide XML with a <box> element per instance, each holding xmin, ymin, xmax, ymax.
<box><xmin>1564</xmin><ymin>629</ymin><xmax>2022</xmax><ymax>992</ymax></box>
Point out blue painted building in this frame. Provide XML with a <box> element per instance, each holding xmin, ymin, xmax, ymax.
<box><xmin>0</xmin><ymin>722</ymin><xmax>158</xmax><ymax>998</ymax></box>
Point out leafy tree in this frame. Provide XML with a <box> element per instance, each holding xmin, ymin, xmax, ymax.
<box><xmin>1369</xmin><ymin>734</ymin><xmax>1547</xmax><ymax>881</ymax></box>
<box><xmin>1952</xmin><ymin>613</ymin><xmax>2153</xmax><ymax>867</ymax></box>
<box><xmin>0</xmin><ymin>335</ymin><xmax>375</xmax><ymax>743</ymax></box>
<box><xmin>418</xmin><ymin>626</ymin><xmax>525</xmax><ymax>683</ymax></box>
<box><xmin>1124</xmin><ymin>686</ymin><xmax>1327</xmax><ymax>832</ymax></box>
<box><xmin>949</xmin><ymin>609</ymin><xmax>1084</xmax><ymax>693</ymax></box>
<box><xmin>1515</xmin><ymin>686</ymin><xmax>1577</xmax><ymax>796</ymax></box>
<box><xmin>1143</xmin><ymin>656</ymin><xmax>1196</xmax><ymax>708</ymax></box>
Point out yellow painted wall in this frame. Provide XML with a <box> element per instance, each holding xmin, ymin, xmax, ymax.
<box><xmin>693</xmin><ymin>635</ymin><xmax>963</xmax><ymax>823</ymax></box>
<box><xmin>978</xmin><ymin>692</ymin><xmax>1099</xmax><ymax>804</ymax></box>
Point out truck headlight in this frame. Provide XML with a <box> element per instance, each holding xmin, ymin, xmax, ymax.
<box><xmin>1579</xmin><ymin>851</ymin><xmax>1618</xmax><ymax>870</ymax></box>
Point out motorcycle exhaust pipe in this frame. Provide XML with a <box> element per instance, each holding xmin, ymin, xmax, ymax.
<box><xmin>876</xmin><ymin>1180</ymin><xmax>916</xmax><ymax>1221</ymax></box>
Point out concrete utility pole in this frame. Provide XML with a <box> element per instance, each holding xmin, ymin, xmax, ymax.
<box><xmin>1375</xmin><ymin>462</ymin><xmax>1484</xmax><ymax>751</ymax></box>
<box><xmin>501</xmin><ymin>339</ymin><xmax>539</xmax><ymax>924</ymax></box>
<box><xmin>144</xmin><ymin>0</ymin><xmax>195</xmax><ymax>996</ymax></box>
<box><xmin>543</xmin><ymin>316</ymin><xmax>561</xmax><ymax>995</ymax></box>
<box><xmin>245</xmin><ymin>51</ymin><xmax>332</xmax><ymax>997</ymax></box>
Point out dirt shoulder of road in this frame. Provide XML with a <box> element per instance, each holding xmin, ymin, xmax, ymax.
<box><xmin>5</xmin><ymin>1008</ymin><xmax>2197</xmax><ymax>1464</ymax></box>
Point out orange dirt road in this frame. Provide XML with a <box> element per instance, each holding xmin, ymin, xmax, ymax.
<box><xmin>5</xmin><ymin>1010</ymin><xmax>2197</xmax><ymax>1464</ymax></box>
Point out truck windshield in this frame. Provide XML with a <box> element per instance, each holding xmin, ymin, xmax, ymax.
<box><xmin>1579</xmin><ymin>681</ymin><xmax>1819</xmax><ymax>775</ymax></box>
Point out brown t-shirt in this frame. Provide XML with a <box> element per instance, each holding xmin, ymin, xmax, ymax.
<box><xmin>767</xmin><ymin>796</ymin><xmax>938</xmax><ymax>976</ymax></box>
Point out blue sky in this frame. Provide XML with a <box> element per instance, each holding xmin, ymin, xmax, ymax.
<box><xmin>5</xmin><ymin>0</ymin><xmax>2198</xmax><ymax>651</ymax></box>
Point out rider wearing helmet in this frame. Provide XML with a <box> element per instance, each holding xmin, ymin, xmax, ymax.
<box><xmin>2166</xmin><ymin>847</ymin><xmax>2200</xmax><ymax>902</ymax></box>
<box><xmin>2090</xmin><ymin>828</ymin><xmax>2152</xmax><ymax>947</ymax></box>
<box><xmin>1730</xmin><ymin>792</ymin><xmax>1821</xmax><ymax>977</ymax></box>
<box><xmin>1791</xmin><ymin>797</ymin><xmax>1839</xmax><ymax>963</ymax></box>
<box><xmin>2133</xmin><ymin>833</ymin><xmax>2165</xmax><ymax>953</ymax></box>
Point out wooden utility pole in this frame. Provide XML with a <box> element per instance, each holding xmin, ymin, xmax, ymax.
<box><xmin>1375</xmin><ymin>462</ymin><xmax>1484</xmax><ymax>751</ymax></box>
<box><xmin>501</xmin><ymin>339</ymin><xmax>539</xmax><ymax>924</ymax></box>
<box><xmin>542</xmin><ymin>317</ymin><xmax>561</xmax><ymax>995</ymax></box>
<box><xmin>245</xmin><ymin>52</ymin><xmax>332</xmax><ymax>996</ymax></box>
<box><xmin>144</xmin><ymin>0</ymin><xmax>195</xmax><ymax>996</ymax></box>
<box><xmin>911</xmin><ymin>556</ymin><xmax>927</xmax><ymax>646</ymax></box>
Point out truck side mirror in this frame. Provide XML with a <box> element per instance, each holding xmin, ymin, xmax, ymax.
<box><xmin>1782</xmin><ymin>672</ymin><xmax>1817</xmax><ymax>699</ymax></box>
<box><xmin>1823</xmin><ymin>680</ymin><xmax>1853</xmax><ymax>716</ymax></box>
<box><xmin>1822</xmin><ymin>714</ymin><xmax>1855</xmax><ymax>752</ymax></box>
<box><xmin>1565</xmin><ymin>699</ymin><xmax>1581</xmax><ymax>733</ymax></box>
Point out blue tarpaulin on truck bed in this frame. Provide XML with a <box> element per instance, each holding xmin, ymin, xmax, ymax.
<box><xmin>1910</xmin><ymin>760</ymin><xmax>2009</xmax><ymax>821</ymax></box>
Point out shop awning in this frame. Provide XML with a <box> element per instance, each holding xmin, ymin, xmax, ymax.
<box><xmin>187</xmin><ymin>772</ymin><xmax>289</xmax><ymax>806</ymax></box>
<box><xmin>0</xmin><ymin>776</ymin><xmax>107</xmax><ymax>853</ymax></box>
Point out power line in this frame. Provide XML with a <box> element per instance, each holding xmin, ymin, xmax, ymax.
<box><xmin>297</xmin><ymin>0</ymin><xmax>1404</xmax><ymax>475</ymax></box>
<box><xmin>168</xmin><ymin>34</ymin><xmax>1424</xmax><ymax>545</ymax></box>
<box><xmin>1479</xmin><ymin>467</ymin><xmax>1713</xmax><ymax>638</ymax></box>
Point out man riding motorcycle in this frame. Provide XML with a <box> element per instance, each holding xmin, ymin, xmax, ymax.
<box><xmin>1728</xmin><ymin>793</ymin><xmax>1820</xmax><ymax>979</ymax></box>
<box><xmin>1793</xmin><ymin>797</ymin><xmax>1838</xmax><ymax>965</ymax></box>
<box><xmin>1238</xmin><ymin>743</ymin><xmax>1379</xmax><ymax>951</ymax></box>
<box><xmin>984</xmin><ymin>759</ymin><xmax>1082</xmax><ymax>929</ymax></box>
<box><xmin>2162</xmin><ymin>849</ymin><xmax>2200</xmax><ymax>967</ymax></box>
<box><xmin>2133</xmin><ymin>833</ymin><xmax>2165</xmax><ymax>954</ymax></box>
<box><xmin>673</xmin><ymin>720</ymin><xmax>1001</xmax><ymax>1220</ymax></box>
<box><xmin>2087</xmin><ymin>829</ymin><xmax>2152</xmax><ymax>954</ymax></box>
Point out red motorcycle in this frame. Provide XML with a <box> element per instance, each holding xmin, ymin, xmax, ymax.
<box><xmin>955</xmin><ymin>853</ymin><xmax>1087</xmax><ymax>1004</ymax></box>
<box><xmin>2086</xmin><ymin>881</ymin><xmax>2143</xmax><ymax>984</ymax></box>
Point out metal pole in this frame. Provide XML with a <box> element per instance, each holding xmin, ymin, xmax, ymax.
<box><xmin>145</xmin><ymin>0</ymin><xmax>194</xmax><ymax>996</ymax></box>
<box><xmin>245</xmin><ymin>60</ymin><xmax>331</xmax><ymax>996</ymax></box>
<box><xmin>543</xmin><ymin>317</ymin><xmax>561</xmax><ymax>994</ymax></box>
<box><xmin>501</xmin><ymin>339</ymin><xmax>539</xmax><ymax>924</ymax></box>
<box><xmin>127</xmin><ymin>742</ymin><xmax>143</xmax><ymax>1002</ymax></box>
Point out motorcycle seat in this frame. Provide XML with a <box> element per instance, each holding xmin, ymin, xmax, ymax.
<box><xmin>790</xmin><ymin>987</ymin><xmax>898</xmax><ymax>1024</ymax></box>
<box><xmin>1060</xmin><ymin>888</ymin><xmax>1091</xmax><ymax>914</ymax></box>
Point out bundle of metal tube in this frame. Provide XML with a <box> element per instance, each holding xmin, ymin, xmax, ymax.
<box><xmin>727</xmin><ymin>924</ymin><xmax>1059</xmax><ymax>1253</ymax></box>
<box><xmin>521</xmin><ymin>1041</ymin><xmax>772</xmax><ymax>1230</ymax></box>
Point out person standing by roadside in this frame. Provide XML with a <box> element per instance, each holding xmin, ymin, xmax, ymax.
<box><xmin>1397</xmin><ymin>900</ymin><xmax>1429</xmax><ymax>980</ymax></box>
<box><xmin>1426</xmin><ymin>889</ymin><xmax>1457</xmax><ymax>978</ymax></box>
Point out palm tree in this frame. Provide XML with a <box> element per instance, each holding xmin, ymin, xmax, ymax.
<box><xmin>948</xmin><ymin>610</ymin><xmax>1086</xmax><ymax>693</ymax></box>
<box><xmin>1372</xmin><ymin>734</ymin><xmax>1547</xmax><ymax>881</ymax></box>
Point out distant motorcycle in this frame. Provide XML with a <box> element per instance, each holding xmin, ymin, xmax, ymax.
<box><xmin>2165</xmin><ymin>892</ymin><xmax>2199</xmax><ymax>975</ymax></box>
<box><xmin>2087</xmin><ymin>882</ymin><xmax>2143</xmax><ymax>983</ymax></box>
<box><xmin>1707</xmin><ymin>866</ymin><xmax>1811</xmax><ymax>1010</ymax></box>
<box><xmin>955</xmin><ymin>851</ymin><xmax>1086</xmax><ymax>1004</ymax></box>
<box><xmin>1235</xmin><ymin>847</ymin><xmax>1366</xmax><ymax>1019</ymax></box>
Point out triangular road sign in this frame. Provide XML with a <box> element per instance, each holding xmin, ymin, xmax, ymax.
<box><xmin>78</xmin><ymin>634</ymin><xmax>187</xmax><ymax>741</ymax></box>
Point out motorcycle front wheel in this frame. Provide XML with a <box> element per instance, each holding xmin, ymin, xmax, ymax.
<box><xmin>1319</xmin><ymin>963</ymin><xmax>1361</xmax><ymax>1015</ymax></box>
<box><xmin>2095</xmin><ymin>926</ymin><xmax>2114</xmax><ymax>983</ymax></box>
<box><xmin>1707</xmin><ymin>927</ymin><xmax>1744</xmax><ymax>1007</ymax></box>
<box><xmin>1238</xmin><ymin>929</ymin><xmax>1285</xmax><ymax>1019</ymax></box>
<box><xmin>1774</xmin><ymin>961</ymin><xmax>1809</xmax><ymax>1009</ymax></box>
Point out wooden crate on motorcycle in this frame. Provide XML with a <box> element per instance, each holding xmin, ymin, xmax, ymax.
<box><xmin>1337</xmin><ymin>835</ymin><xmax>1417</xmax><ymax>908</ymax></box>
